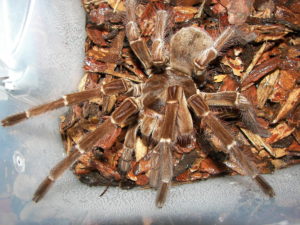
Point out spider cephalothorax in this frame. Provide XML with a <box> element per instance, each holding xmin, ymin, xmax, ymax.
<box><xmin>1</xmin><ymin>0</ymin><xmax>274</xmax><ymax>208</ymax></box>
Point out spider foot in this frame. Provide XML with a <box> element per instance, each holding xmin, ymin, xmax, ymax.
<box><xmin>254</xmin><ymin>175</ymin><xmax>275</xmax><ymax>198</ymax></box>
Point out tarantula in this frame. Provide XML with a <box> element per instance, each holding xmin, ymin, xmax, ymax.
<box><xmin>1</xmin><ymin>0</ymin><xmax>275</xmax><ymax>208</ymax></box>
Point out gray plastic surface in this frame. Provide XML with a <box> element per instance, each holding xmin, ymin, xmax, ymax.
<box><xmin>0</xmin><ymin>1</ymin><xmax>300</xmax><ymax>225</ymax></box>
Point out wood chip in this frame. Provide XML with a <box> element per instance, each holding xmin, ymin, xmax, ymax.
<box><xmin>257</xmin><ymin>70</ymin><xmax>279</xmax><ymax>108</ymax></box>
<box><xmin>266</xmin><ymin>122</ymin><xmax>295</xmax><ymax>144</ymax></box>
<box><xmin>135</xmin><ymin>138</ymin><xmax>148</xmax><ymax>162</ymax></box>
<box><xmin>240</xmin><ymin>128</ymin><xmax>276</xmax><ymax>157</ymax></box>
<box><xmin>173</xmin><ymin>6</ymin><xmax>198</xmax><ymax>23</ymax></box>
<box><xmin>272</xmin><ymin>87</ymin><xmax>300</xmax><ymax>123</ymax></box>
<box><xmin>107</xmin><ymin>0</ymin><xmax>126</xmax><ymax>12</ymax></box>
<box><xmin>214</xmin><ymin>74</ymin><xmax>228</xmax><ymax>83</ymax></box>
<box><xmin>242</xmin><ymin>42</ymin><xmax>268</xmax><ymax>83</ymax></box>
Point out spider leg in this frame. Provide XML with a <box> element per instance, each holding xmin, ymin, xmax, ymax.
<box><xmin>1</xmin><ymin>88</ymin><xmax>100</xmax><ymax>126</ymax></box>
<box><xmin>140</xmin><ymin>110</ymin><xmax>159</xmax><ymax>139</ymax></box>
<box><xmin>151</xmin><ymin>10</ymin><xmax>168</xmax><ymax>67</ymax></box>
<box><xmin>188</xmin><ymin>93</ymin><xmax>275</xmax><ymax>197</ymax></box>
<box><xmin>202</xmin><ymin>91</ymin><xmax>270</xmax><ymax>137</ymax></box>
<box><xmin>194</xmin><ymin>26</ymin><xmax>236</xmax><ymax>72</ymax></box>
<box><xmin>32</xmin><ymin>147</ymin><xmax>82</xmax><ymax>202</ymax></box>
<box><xmin>119</xmin><ymin>123</ymin><xmax>139</xmax><ymax>173</ymax></box>
<box><xmin>32</xmin><ymin>97</ymin><xmax>140</xmax><ymax>202</ymax></box>
<box><xmin>149</xmin><ymin>86</ymin><xmax>183</xmax><ymax>208</ymax></box>
<box><xmin>176</xmin><ymin>88</ymin><xmax>195</xmax><ymax>149</ymax></box>
<box><xmin>1</xmin><ymin>78</ymin><xmax>138</xmax><ymax>126</ymax></box>
<box><xmin>125</xmin><ymin>0</ymin><xmax>152</xmax><ymax>73</ymax></box>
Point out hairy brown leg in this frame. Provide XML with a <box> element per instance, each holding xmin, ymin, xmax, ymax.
<box><xmin>1</xmin><ymin>78</ymin><xmax>138</xmax><ymax>126</ymax></box>
<box><xmin>119</xmin><ymin>123</ymin><xmax>139</xmax><ymax>173</ymax></box>
<box><xmin>32</xmin><ymin>148</ymin><xmax>82</xmax><ymax>202</ymax></box>
<box><xmin>188</xmin><ymin>93</ymin><xmax>275</xmax><ymax>197</ymax></box>
<box><xmin>194</xmin><ymin>26</ymin><xmax>236</xmax><ymax>72</ymax></box>
<box><xmin>32</xmin><ymin>97</ymin><xmax>140</xmax><ymax>202</ymax></box>
<box><xmin>202</xmin><ymin>91</ymin><xmax>270</xmax><ymax>137</ymax></box>
<box><xmin>125</xmin><ymin>0</ymin><xmax>152</xmax><ymax>73</ymax></box>
<box><xmin>176</xmin><ymin>87</ymin><xmax>195</xmax><ymax>149</ymax></box>
<box><xmin>140</xmin><ymin>112</ymin><xmax>159</xmax><ymax>138</ymax></box>
<box><xmin>151</xmin><ymin>10</ymin><xmax>168</xmax><ymax>67</ymax></box>
<box><xmin>1</xmin><ymin>88</ymin><xmax>100</xmax><ymax>126</ymax></box>
<box><xmin>149</xmin><ymin>86</ymin><xmax>184</xmax><ymax>208</ymax></box>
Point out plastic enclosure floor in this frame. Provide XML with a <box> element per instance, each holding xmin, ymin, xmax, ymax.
<box><xmin>0</xmin><ymin>1</ymin><xmax>300</xmax><ymax>225</ymax></box>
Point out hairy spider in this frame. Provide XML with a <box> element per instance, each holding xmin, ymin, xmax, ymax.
<box><xmin>1</xmin><ymin>0</ymin><xmax>275</xmax><ymax>208</ymax></box>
